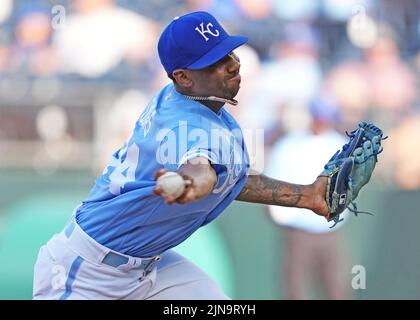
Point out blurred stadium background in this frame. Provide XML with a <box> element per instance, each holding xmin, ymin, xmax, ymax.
<box><xmin>0</xmin><ymin>0</ymin><xmax>419</xmax><ymax>299</ymax></box>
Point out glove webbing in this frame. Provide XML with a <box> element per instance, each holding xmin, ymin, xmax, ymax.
<box><xmin>328</xmin><ymin>177</ymin><xmax>374</xmax><ymax>229</ymax></box>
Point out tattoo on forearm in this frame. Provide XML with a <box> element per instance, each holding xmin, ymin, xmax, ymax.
<box><xmin>236</xmin><ymin>175</ymin><xmax>304</xmax><ymax>207</ymax></box>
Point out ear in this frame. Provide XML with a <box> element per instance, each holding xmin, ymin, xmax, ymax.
<box><xmin>172</xmin><ymin>69</ymin><xmax>193</xmax><ymax>87</ymax></box>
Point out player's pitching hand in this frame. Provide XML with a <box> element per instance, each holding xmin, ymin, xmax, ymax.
<box><xmin>153</xmin><ymin>169</ymin><xmax>193</xmax><ymax>204</ymax></box>
<box><xmin>310</xmin><ymin>176</ymin><xmax>330</xmax><ymax>219</ymax></box>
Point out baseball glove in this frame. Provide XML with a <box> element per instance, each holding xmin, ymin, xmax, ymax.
<box><xmin>320</xmin><ymin>121</ymin><xmax>386</xmax><ymax>228</ymax></box>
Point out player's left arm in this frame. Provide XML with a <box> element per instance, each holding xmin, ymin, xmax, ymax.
<box><xmin>235</xmin><ymin>174</ymin><xmax>328</xmax><ymax>217</ymax></box>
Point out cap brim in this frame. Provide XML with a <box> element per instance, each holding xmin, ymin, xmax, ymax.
<box><xmin>186</xmin><ymin>35</ymin><xmax>248</xmax><ymax>70</ymax></box>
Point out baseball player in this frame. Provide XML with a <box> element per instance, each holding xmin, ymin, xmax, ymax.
<box><xmin>33</xmin><ymin>11</ymin><xmax>329</xmax><ymax>300</ymax></box>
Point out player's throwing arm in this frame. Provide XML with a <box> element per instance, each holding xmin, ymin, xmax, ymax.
<box><xmin>153</xmin><ymin>157</ymin><xmax>217</xmax><ymax>204</ymax></box>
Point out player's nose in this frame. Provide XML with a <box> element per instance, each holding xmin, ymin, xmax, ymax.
<box><xmin>227</xmin><ymin>55</ymin><xmax>240</xmax><ymax>75</ymax></box>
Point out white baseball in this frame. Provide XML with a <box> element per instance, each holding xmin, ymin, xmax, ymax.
<box><xmin>156</xmin><ymin>172</ymin><xmax>186</xmax><ymax>198</ymax></box>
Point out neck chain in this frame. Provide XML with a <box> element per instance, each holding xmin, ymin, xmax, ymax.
<box><xmin>183</xmin><ymin>95</ymin><xmax>238</xmax><ymax>106</ymax></box>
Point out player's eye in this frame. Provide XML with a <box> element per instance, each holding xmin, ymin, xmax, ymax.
<box><xmin>203</xmin><ymin>52</ymin><xmax>240</xmax><ymax>73</ymax></box>
<box><xmin>211</xmin><ymin>57</ymin><xmax>227</xmax><ymax>68</ymax></box>
<box><xmin>228</xmin><ymin>52</ymin><xmax>240</xmax><ymax>63</ymax></box>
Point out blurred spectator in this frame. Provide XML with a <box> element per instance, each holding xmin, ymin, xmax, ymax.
<box><xmin>234</xmin><ymin>0</ymin><xmax>272</xmax><ymax>21</ymax></box>
<box><xmin>266</xmin><ymin>96</ymin><xmax>351</xmax><ymax>299</ymax></box>
<box><xmin>364</xmin><ymin>25</ymin><xmax>418</xmax><ymax>114</ymax></box>
<box><xmin>387</xmin><ymin>114</ymin><xmax>420</xmax><ymax>190</ymax></box>
<box><xmin>252</xmin><ymin>22</ymin><xmax>322</xmax><ymax>131</ymax></box>
<box><xmin>325</xmin><ymin>22</ymin><xmax>418</xmax><ymax>131</ymax></box>
<box><xmin>272</xmin><ymin>0</ymin><xmax>318</xmax><ymax>21</ymax></box>
<box><xmin>53</xmin><ymin>0</ymin><xmax>159</xmax><ymax>78</ymax></box>
<box><xmin>4</xmin><ymin>4</ymin><xmax>57</xmax><ymax>76</ymax></box>
<box><xmin>324</xmin><ymin>62</ymin><xmax>370</xmax><ymax>130</ymax></box>
<box><xmin>376</xmin><ymin>0</ymin><xmax>420</xmax><ymax>55</ymax></box>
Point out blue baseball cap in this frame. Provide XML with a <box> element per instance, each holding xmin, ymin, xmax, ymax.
<box><xmin>158</xmin><ymin>11</ymin><xmax>248</xmax><ymax>74</ymax></box>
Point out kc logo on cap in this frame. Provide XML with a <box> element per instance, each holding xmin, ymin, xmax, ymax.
<box><xmin>195</xmin><ymin>22</ymin><xmax>220</xmax><ymax>41</ymax></box>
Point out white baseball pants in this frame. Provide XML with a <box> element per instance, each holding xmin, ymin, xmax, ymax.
<box><xmin>33</xmin><ymin>220</ymin><xmax>229</xmax><ymax>300</ymax></box>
